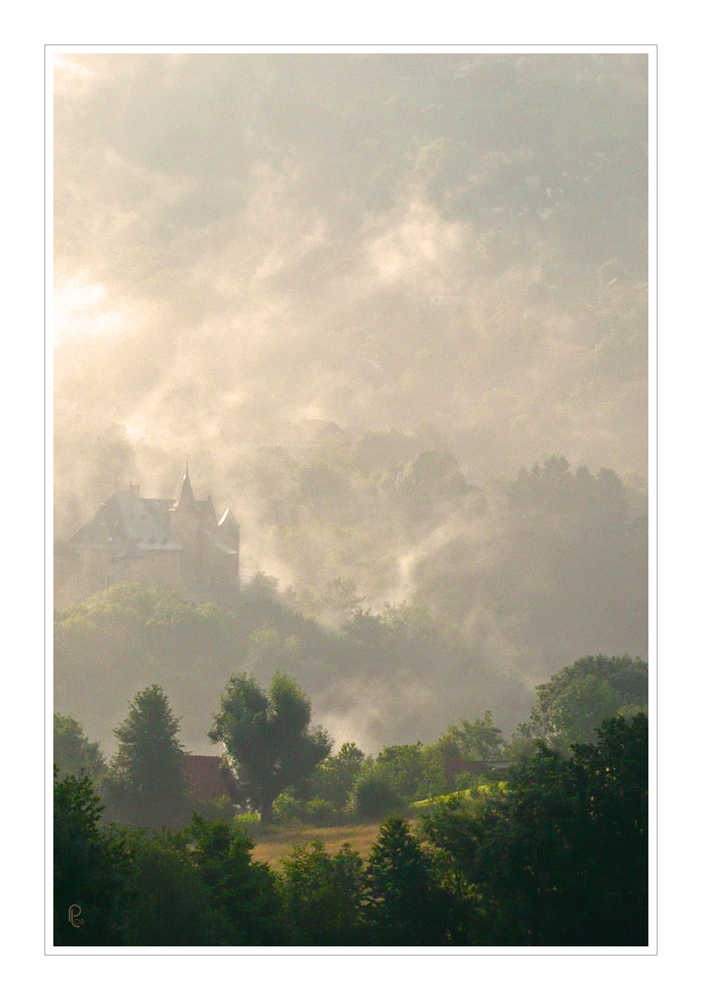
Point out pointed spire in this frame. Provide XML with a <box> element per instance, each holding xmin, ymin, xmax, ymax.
<box><xmin>174</xmin><ymin>460</ymin><xmax>196</xmax><ymax>511</ymax></box>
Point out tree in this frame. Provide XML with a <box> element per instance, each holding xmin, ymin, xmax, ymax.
<box><xmin>395</xmin><ymin>449</ymin><xmax>469</xmax><ymax>520</ymax></box>
<box><xmin>424</xmin><ymin>711</ymin><xmax>506</xmax><ymax>794</ymax></box>
<box><xmin>187</xmin><ymin>815</ymin><xmax>284</xmax><ymax>944</ymax></box>
<box><xmin>209</xmin><ymin>671</ymin><xmax>332</xmax><ymax>823</ymax></box>
<box><xmin>349</xmin><ymin>742</ymin><xmax>427</xmax><ymax>820</ymax></box>
<box><xmin>423</xmin><ymin>713</ymin><xmax>648</xmax><ymax>946</ymax></box>
<box><xmin>280</xmin><ymin>841</ymin><xmax>364</xmax><ymax>945</ymax></box>
<box><xmin>106</xmin><ymin>685</ymin><xmax>188</xmax><ymax>828</ymax></box>
<box><xmin>353</xmin><ymin>775</ymin><xmax>402</xmax><ymax>820</ymax></box>
<box><xmin>568</xmin><ymin>713</ymin><xmax>648</xmax><ymax>944</ymax></box>
<box><xmin>310</xmin><ymin>741</ymin><xmax>366</xmax><ymax>809</ymax></box>
<box><xmin>54</xmin><ymin>768</ymin><xmax>127</xmax><ymax>945</ymax></box>
<box><xmin>518</xmin><ymin>654</ymin><xmax>648</xmax><ymax>752</ymax></box>
<box><xmin>118</xmin><ymin>827</ymin><xmax>218</xmax><ymax>946</ymax></box>
<box><xmin>361</xmin><ymin>817</ymin><xmax>450</xmax><ymax>945</ymax></box>
<box><xmin>54</xmin><ymin>712</ymin><xmax>107</xmax><ymax>785</ymax></box>
<box><xmin>372</xmin><ymin>742</ymin><xmax>426</xmax><ymax>800</ymax></box>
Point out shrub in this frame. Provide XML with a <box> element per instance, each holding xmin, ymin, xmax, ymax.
<box><xmin>353</xmin><ymin>775</ymin><xmax>401</xmax><ymax>820</ymax></box>
<box><xmin>273</xmin><ymin>792</ymin><xmax>339</xmax><ymax>826</ymax></box>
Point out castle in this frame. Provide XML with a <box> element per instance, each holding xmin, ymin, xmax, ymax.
<box><xmin>56</xmin><ymin>465</ymin><xmax>240</xmax><ymax>609</ymax></box>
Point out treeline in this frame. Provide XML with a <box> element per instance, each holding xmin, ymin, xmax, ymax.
<box><xmin>55</xmin><ymin>712</ymin><xmax>647</xmax><ymax>947</ymax></box>
<box><xmin>55</xmin><ymin>653</ymin><xmax>646</xmax><ymax>828</ymax></box>
<box><xmin>55</xmin><ymin>654</ymin><xmax>647</xmax><ymax>946</ymax></box>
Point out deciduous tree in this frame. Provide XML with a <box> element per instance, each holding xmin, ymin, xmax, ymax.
<box><xmin>54</xmin><ymin>712</ymin><xmax>107</xmax><ymax>785</ymax></box>
<box><xmin>209</xmin><ymin>672</ymin><xmax>331</xmax><ymax>823</ymax></box>
<box><xmin>517</xmin><ymin>654</ymin><xmax>647</xmax><ymax>752</ymax></box>
<box><xmin>280</xmin><ymin>841</ymin><xmax>364</xmax><ymax>945</ymax></box>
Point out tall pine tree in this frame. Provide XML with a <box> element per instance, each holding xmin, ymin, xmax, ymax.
<box><xmin>106</xmin><ymin>685</ymin><xmax>188</xmax><ymax>828</ymax></box>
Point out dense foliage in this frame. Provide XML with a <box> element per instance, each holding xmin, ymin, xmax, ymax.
<box><xmin>54</xmin><ymin>769</ymin><xmax>284</xmax><ymax>946</ymax></box>
<box><xmin>209</xmin><ymin>672</ymin><xmax>332</xmax><ymax>823</ymax></box>
<box><xmin>279</xmin><ymin>841</ymin><xmax>364</xmax><ymax>945</ymax></box>
<box><xmin>515</xmin><ymin>654</ymin><xmax>648</xmax><ymax>752</ymax></box>
<box><xmin>54</xmin><ymin>712</ymin><xmax>107</xmax><ymax>786</ymax></box>
<box><xmin>54</xmin><ymin>769</ymin><xmax>127</xmax><ymax>945</ymax></box>
<box><xmin>55</xmin><ymin>574</ymin><xmax>528</xmax><ymax>757</ymax></box>
<box><xmin>423</xmin><ymin>714</ymin><xmax>648</xmax><ymax>945</ymax></box>
<box><xmin>54</xmin><ymin>708</ymin><xmax>648</xmax><ymax>947</ymax></box>
<box><xmin>103</xmin><ymin>685</ymin><xmax>189</xmax><ymax>829</ymax></box>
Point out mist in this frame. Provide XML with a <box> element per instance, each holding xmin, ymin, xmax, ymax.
<box><xmin>53</xmin><ymin>52</ymin><xmax>647</xmax><ymax>753</ymax></box>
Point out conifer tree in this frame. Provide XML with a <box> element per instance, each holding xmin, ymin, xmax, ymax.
<box><xmin>107</xmin><ymin>685</ymin><xmax>188</xmax><ymax>828</ymax></box>
<box><xmin>362</xmin><ymin>817</ymin><xmax>449</xmax><ymax>945</ymax></box>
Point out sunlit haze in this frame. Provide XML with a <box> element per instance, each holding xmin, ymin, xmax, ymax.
<box><xmin>54</xmin><ymin>53</ymin><xmax>648</xmax><ymax>755</ymax></box>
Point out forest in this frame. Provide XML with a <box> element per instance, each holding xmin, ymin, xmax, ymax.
<box><xmin>54</xmin><ymin>651</ymin><xmax>647</xmax><ymax>947</ymax></box>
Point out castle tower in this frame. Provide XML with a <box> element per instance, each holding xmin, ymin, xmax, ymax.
<box><xmin>217</xmin><ymin>508</ymin><xmax>240</xmax><ymax>584</ymax></box>
<box><xmin>58</xmin><ymin>462</ymin><xmax>240</xmax><ymax>609</ymax></box>
<box><xmin>173</xmin><ymin>461</ymin><xmax>197</xmax><ymax>514</ymax></box>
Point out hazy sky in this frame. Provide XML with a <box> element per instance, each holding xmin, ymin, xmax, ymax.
<box><xmin>53</xmin><ymin>52</ymin><xmax>647</xmax><ymax>484</ymax></box>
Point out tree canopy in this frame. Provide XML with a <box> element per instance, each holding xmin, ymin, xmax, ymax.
<box><xmin>209</xmin><ymin>671</ymin><xmax>332</xmax><ymax>823</ymax></box>
<box><xmin>422</xmin><ymin>713</ymin><xmax>648</xmax><ymax>945</ymax></box>
<box><xmin>517</xmin><ymin>654</ymin><xmax>647</xmax><ymax>752</ymax></box>
<box><xmin>54</xmin><ymin>676</ymin><xmax>649</xmax><ymax>946</ymax></box>
<box><xmin>54</xmin><ymin>712</ymin><xmax>107</xmax><ymax>785</ymax></box>
<box><xmin>309</xmin><ymin>741</ymin><xmax>366</xmax><ymax>809</ymax></box>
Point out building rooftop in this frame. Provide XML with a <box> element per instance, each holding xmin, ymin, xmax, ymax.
<box><xmin>67</xmin><ymin>490</ymin><xmax>182</xmax><ymax>554</ymax></box>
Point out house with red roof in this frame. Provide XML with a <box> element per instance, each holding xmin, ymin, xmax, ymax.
<box><xmin>183</xmin><ymin>754</ymin><xmax>240</xmax><ymax>804</ymax></box>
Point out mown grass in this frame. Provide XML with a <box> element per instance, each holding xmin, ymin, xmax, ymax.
<box><xmin>409</xmin><ymin>781</ymin><xmax>508</xmax><ymax>815</ymax></box>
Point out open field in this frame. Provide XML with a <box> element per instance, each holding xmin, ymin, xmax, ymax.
<box><xmin>248</xmin><ymin>823</ymin><xmax>384</xmax><ymax>869</ymax></box>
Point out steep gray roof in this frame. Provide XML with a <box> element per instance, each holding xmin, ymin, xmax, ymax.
<box><xmin>67</xmin><ymin>491</ymin><xmax>182</xmax><ymax>554</ymax></box>
<box><xmin>173</xmin><ymin>467</ymin><xmax>196</xmax><ymax>512</ymax></box>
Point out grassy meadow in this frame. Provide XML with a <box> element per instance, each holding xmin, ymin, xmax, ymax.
<box><xmin>248</xmin><ymin>822</ymin><xmax>386</xmax><ymax>869</ymax></box>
